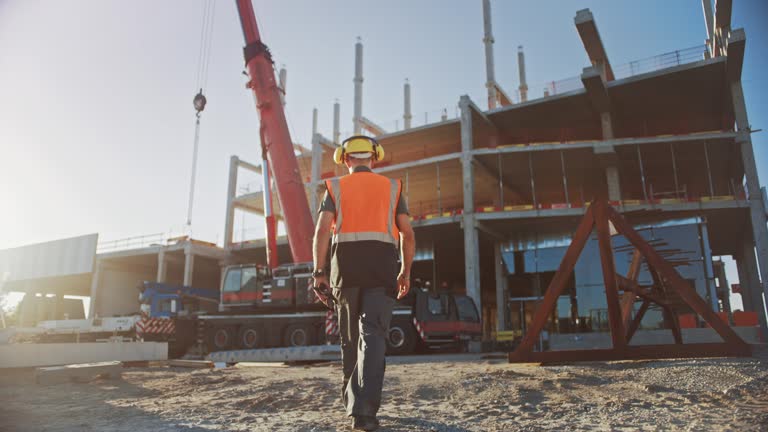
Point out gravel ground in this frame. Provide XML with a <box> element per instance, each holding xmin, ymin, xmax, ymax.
<box><xmin>1</xmin><ymin>351</ymin><xmax>766</xmax><ymax>431</ymax></box>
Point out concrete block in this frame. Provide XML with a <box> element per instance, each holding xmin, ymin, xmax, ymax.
<box><xmin>468</xmin><ymin>341</ymin><xmax>483</xmax><ymax>353</ymax></box>
<box><xmin>208</xmin><ymin>344</ymin><xmax>340</xmax><ymax>363</ymax></box>
<box><xmin>168</xmin><ymin>359</ymin><xmax>214</xmax><ymax>369</ymax></box>
<box><xmin>549</xmin><ymin>327</ymin><xmax>762</xmax><ymax>351</ymax></box>
<box><xmin>35</xmin><ymin>361</ymin><xmax>121</xmax><ymax>385</ymax></box>
<box><xmin>0</xmin><ymin>342</ymin><xmax>167</xmax><ymax>368</ymax></box>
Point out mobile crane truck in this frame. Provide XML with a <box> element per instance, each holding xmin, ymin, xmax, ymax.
<box><xmin>162</xmin><ymin>0</ymin><xmax>481</xmax><ymax>358</ymax></box>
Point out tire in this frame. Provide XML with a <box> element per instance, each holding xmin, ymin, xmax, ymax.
<box><xmin>238</xmin><ymin>326</ymin><xmax>262</xmax><ymax>349</ymax></box>
<box><xmin>208</xmin><ymin>326</ymin><xmax>234</xmax><ymax>351</ymax></box>
<box><xmin>386</xmin><ymin>323</ymin><xmax>416</xmax><ymax>355</ymax></box>
<box><xmin>284</xmin><ymin>324</ymin><xmax>312</xmax><ymax>347</ymax></box>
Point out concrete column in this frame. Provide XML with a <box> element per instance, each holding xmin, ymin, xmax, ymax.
<box><xmin>183</xmin><ymin>245</ymin><xmax>195</xmax><ymax>287</ymax></box>
<box><xmin>583</xmin><ymin>66</ymin><xmax>620</xmax><ymax>201</ymax></box>
<box><xmin>494</xmin><ymin>241</ymin><xmax>507</xmax><ymax>332</ymax></box>
<box><xmin>600</xmin><ymin>114</ymin><xmax>620</xmax><ymax>201</ymax></box>
<box><xmin>223</xmin><ymin>156</ymin><xmax>238</xmax><ymax>249</ymax></box>
<box><xmin>605</xmin><ymin>167</ymin><xmax>621</xmax><ymax>202</ymax></box>
<box><xmin>88</xmin><ymin>259</ymin><xmax>101</xmax><ymax>318</ymax></box>
<box><xmin>739</xmin><ymin>235</ymin><xmax>766</xmax><ymax>330</ymax></box>
<box><xmin>482</xmin><ymin>0</ymin><xmax>497</xmax><ymax>109</ymax></box>
<box><xmin>156</xmin><ymin>250</ymin><xmax>167</xmax><ymax>283</ymax></box>
<box><xmin>333</xmin><ymin>100</ymin><xmax>340</xmax><ymax>144</ymax></box>
<box><xmin>731</xmin><ymin>80</ymin><xmax>768</xmax><ymax>334</ymax></box>
<box><xmin>353</xmin><ymin>37</ymin><xmax>363</xmax><ymax>134</ymax></box>
<box><xmin>517</xmin><ymin>46</ymin><xmax>528</xmax><ymax>102</ymax></box>
<box><xmin>736</xmin><ymin>250</ymin><xmax>755</xmax><ymax>311</ymax></box>
<box><xmin>459</xmin><ymin>96</ymin><xmax>482</xmax><ymax>345</ymax></box>
<box><xmin>312</xmin><ymin>107</ymin><xmax>318</xmax><ymax>138</ymax></box>
<box><xmin>700</xmin><ymin>221</ymin><xmax>718</xmax><ymax>309</ymax></box>
<box><xmin>403</xmin><ymin>79</ymin><xmax>412</xmax><ymax>130</ymax></box>
<box><xmin>702</xmin><ymin>0</ymin><xmax>715</xmax><ymax>54</ymax></box>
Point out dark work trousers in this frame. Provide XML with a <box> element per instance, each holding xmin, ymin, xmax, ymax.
<box><xmin>333</xmin><ymin>286</ymin><xmax>395</xmax><ymax>417</ymax></box>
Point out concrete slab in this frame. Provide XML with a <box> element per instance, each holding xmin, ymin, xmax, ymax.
<box><xmin>207</xmin><ymin>344</ymin><xmax>340</xmax><ymax>363</ymax></box>
<box><xmin>168</xmin><ymin>359</ymin><xmax>214</xmax><ymax>369</ymax></box>
<box><xmin>35</xmin><ymin>361</ymin><xmax>121</xmax><ymax>385</ymax></box>
<box><xmin>550</xmin><ymin>327</ymin><xmax>761</xmax><ymax>350</ymax></box>
<box><xmin>0</xmin><ymin>342</ymin><xmax>167</xmax><ymax>368</ymax></box>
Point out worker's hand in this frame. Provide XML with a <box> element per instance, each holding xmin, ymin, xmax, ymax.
<box><xmin>312</xmin><ymin>276</ymin><xmax>333</xmax><ymax>309</ymax></box>
<box><xmin>313</xmin><ymin>274</ymin><xmax>329</xmax><ymax>289</ymax></box>
<box><xmin>313</xmin><ymin>275</ymin><xmax>330</xmax><ymax>302</ymax></box>
<box><xmin>396</xmin><ymin>271</ymin><xmax>410</xmax><ymax>300</ymax></box>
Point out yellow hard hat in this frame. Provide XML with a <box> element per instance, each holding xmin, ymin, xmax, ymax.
<box><xmin>333</xmin><ymin>135</ymin><xmax>385</xmax><ymax>165</ymax></box>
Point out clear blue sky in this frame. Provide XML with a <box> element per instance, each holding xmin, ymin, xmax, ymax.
<box><xmin>1</xmin><ymin>0</ymin><xmax>766</xmax><ymax>250</ymax></box>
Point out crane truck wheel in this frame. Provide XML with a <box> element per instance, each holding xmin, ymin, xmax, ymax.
<box><xmin>386</xmin><ymin>324</ymin><xmax>416</xmax><ymax>355</ymax></box>
<box><xmin>238</xmin><ymin>327</ymin><xmax>262</xmax><ymax>349</ymax></box>
<box><xmin>284</xmin><ymin>324</ymin><xmax>312</xmax><ymax>347</ymax></box>
<box><xmin>208</xmin><ymin>326</ymin><xmax>235</xmax><ymax>351</ymax></box>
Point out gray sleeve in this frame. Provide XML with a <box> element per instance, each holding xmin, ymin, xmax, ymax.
<box><xmin>318</xmin><ymin>188</ymin><xmax>336</xmax><ymax>214</ymax></box>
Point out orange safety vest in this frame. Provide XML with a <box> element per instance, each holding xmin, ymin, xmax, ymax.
<box><xmin>325</xmin><ymin>172</ymin><xmax>402</xmax><ymax>246</ymax></box>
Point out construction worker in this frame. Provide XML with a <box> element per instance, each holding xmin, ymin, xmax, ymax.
<box><xmin>312</xmin><ymin>135</ymin><xmax>415</xmax><ymax>431</ymax></box>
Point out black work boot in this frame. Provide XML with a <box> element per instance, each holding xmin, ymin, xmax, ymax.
<box><xmin>351</xmin><ymin>415</ymin><xmax>379</xmax><ymax>431</ymax></box>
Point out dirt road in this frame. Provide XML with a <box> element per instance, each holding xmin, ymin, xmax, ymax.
<box><xmin>1</xmin><ymin>353</ymin><xmax>766</xmax><ymax>431</ymax></box>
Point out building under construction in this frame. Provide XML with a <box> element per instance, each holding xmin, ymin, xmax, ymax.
<box><xmin>3</xmin><ymin>1</ymin><xmax>766</xmax><ymax>348</ymax></box>
<box><xmin>219</xmin><ymin>1</ymin><xmax>767</xmax><ymax>342</ymax></box>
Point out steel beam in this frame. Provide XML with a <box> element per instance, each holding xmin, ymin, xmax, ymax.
<box><xmin>608</xmin><ymin>206</ymin><xmax>748</xmax><ymax>347</ymax></box>
<box><xmin>625</xmin><ymin>299</ymin><xmax>650</xmax><ymax>342</ymax></box>
<box><xmin>594</xmin><ymin>200</ymin><xmax>626</xmax><ymax>348</ymax></box>
<box><xmin>509</xmin><ymin>200</ymin><xmax>750</xmax><ymax>364</ymax></box>
<box><xmin>512</xmin><ymin>206</ymin><xmax>595</xmax><ymax>357</ymax></box>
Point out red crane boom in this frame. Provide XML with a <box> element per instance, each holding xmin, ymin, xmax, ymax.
<box><xmin>235</xmin><ymin>0</ymin><xmax>315</xmax><ymax>264</ymax></box>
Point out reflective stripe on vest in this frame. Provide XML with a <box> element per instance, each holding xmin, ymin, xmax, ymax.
<box><xmin>325</xmin><ymin>173</ymin><xmax>400</xmax><ymax>245</ymax></box>
<box><xmin>332</xmin><ymin>231</ymin><xmax>397</xmax><ymax>244</ymax></box>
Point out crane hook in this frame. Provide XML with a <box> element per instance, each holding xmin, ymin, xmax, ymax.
<box><xmin>193</xmin><ymin>89</ymin><xmax>207</xmax><ymax>116</ymax></box>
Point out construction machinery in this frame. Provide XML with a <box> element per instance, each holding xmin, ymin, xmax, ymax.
<box><xmin>134</xmin><ymin>1</ymin><xmax>479</xmax><ymax>359</ymax></box>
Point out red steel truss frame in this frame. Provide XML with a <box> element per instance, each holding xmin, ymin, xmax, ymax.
<box><xmin>509</xmin><ymin>199</ymin><xmax>751</xmax><ymax>363</ymax></box>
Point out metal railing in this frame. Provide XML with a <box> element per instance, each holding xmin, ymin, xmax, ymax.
<box><xmin>612</xmin><ymin>45</ymin><xmax>707</xmax><ymax>80</ymax></box>
<box><xmin>97</xmin><ymin>227</ymin><xmax>197</xmax><ymax>253</ymax></box>
<box><xmin>97</xmin><ymin>233</ymin><xmax>168</xmax><ymax>253</ymax></box>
